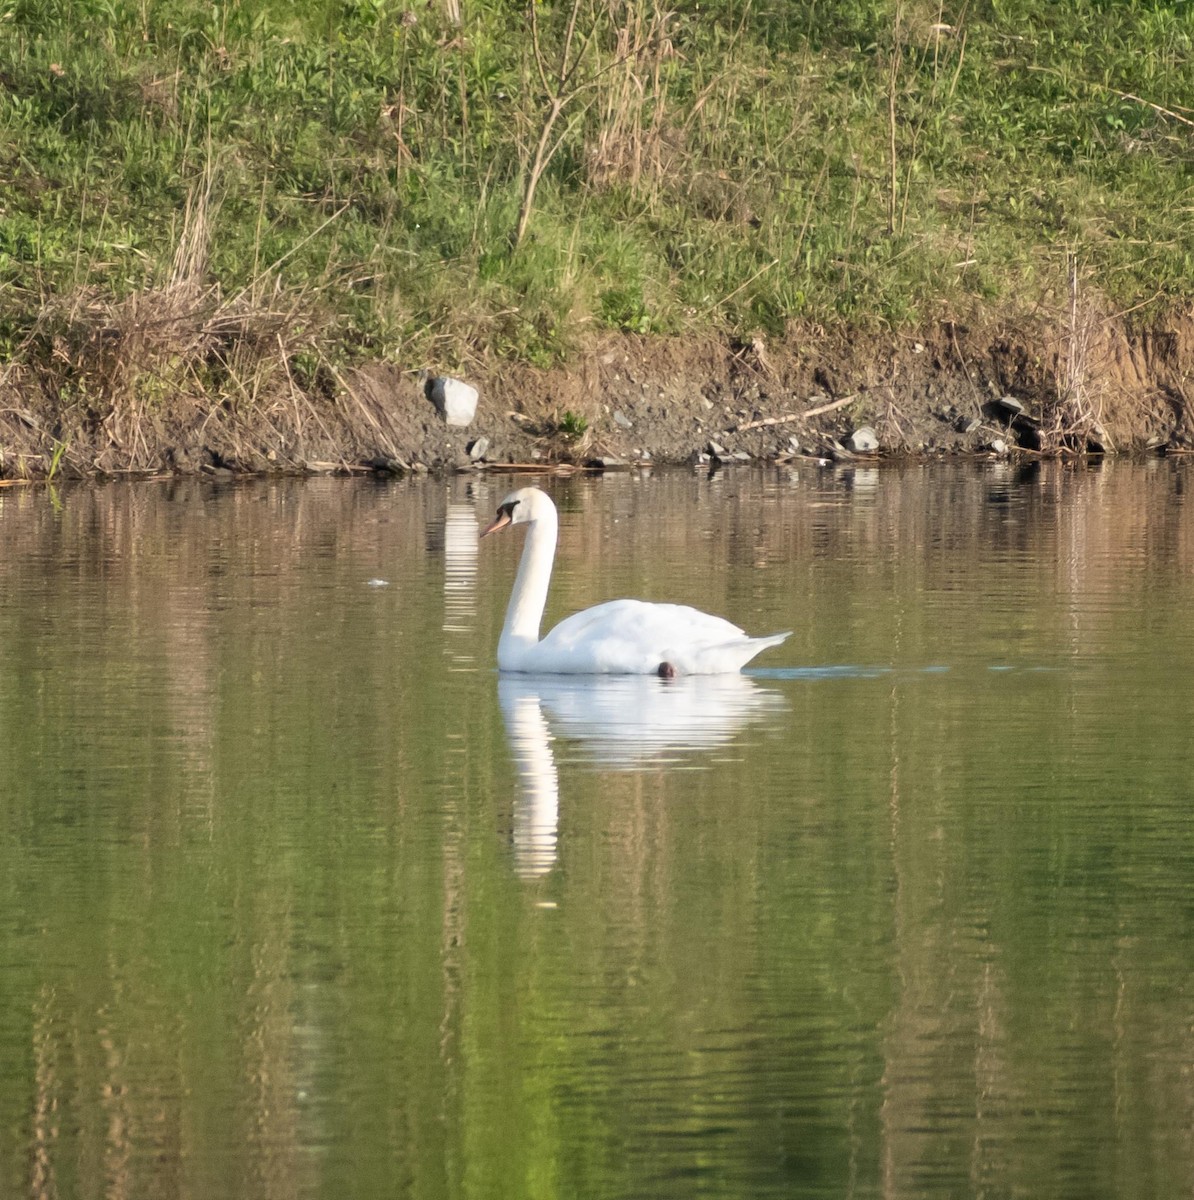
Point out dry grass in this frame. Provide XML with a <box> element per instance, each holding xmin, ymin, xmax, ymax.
<box><xmin>1</xmin><ymin>176</ymin><xmax>334</xmax><ymax>476</ymax></box>
<box><xmin>584</xmin><ymin>1</ymin><xmax>679</xmax><ymax>192</ymax></box>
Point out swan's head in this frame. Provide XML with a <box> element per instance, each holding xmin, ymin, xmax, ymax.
<box><xmin>481</xmin><ymin>487</ymin><xmax>554</xmax><ymax>538</ymax></box>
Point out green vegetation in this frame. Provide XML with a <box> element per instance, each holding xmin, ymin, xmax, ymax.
<box><xmin>1</xmin><ymin>0</ymin><xmax>1193</xmax><ymax>397</ymax></box>
<box><xmin>555</xmin><ymin>409</ymin><xmax>589</xmax><ymax>438</ymax></box>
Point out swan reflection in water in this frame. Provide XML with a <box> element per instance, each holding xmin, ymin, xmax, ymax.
<box><xmin>499</xmin><ymin>674</ymin><xmax>786</xmax><ymax>878</ymax></box>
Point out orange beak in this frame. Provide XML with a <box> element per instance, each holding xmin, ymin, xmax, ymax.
<box><xmin>480</xmin><ymin>509</ymin><xmax>512</xmax><ymax>539</ymax></box>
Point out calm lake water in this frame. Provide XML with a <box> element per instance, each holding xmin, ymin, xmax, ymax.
<box><xmin>2</xmin><ymin>462</ymin><xmax>1193</xmax><ymax>1199</ymax></box>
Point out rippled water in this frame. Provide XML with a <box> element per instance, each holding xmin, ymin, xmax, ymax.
<box><xmin>2</xmin><ymin>461</ymin><xmax>1193</xmax><ymax>1199</ymax></box>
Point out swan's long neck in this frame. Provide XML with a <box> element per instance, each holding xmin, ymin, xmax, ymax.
<box><xmin>499</xmin><ymin>503</ymin><xmax>558</xmax><ymax>664</ymax></box>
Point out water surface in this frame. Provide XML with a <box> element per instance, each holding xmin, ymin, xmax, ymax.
<box><xmin>2</xmin><ymin>462</ymin><xmax>1193</xmax><ymax>1199</ymax></box>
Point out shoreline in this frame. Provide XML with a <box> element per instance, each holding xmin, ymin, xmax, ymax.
<box><xmin>3</xmin><ymin>316</ymin><xmax>1192</xmax><ymax>481</ymax></box>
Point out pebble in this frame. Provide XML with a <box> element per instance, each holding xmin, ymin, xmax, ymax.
<box><xmin>707</xmin><ymin>440</ymin><xmax>727</xmax><ymax>457</ymax></box>
<box><xmin>989</xmin><ymin>438</ymin><xmax>1009</xmax><ymax>455</ymax></box>
<box><xmin>613</xmin><ymin>410</ymin><xmax>633</xmax><ymax>430</ymax></box>
<box><xmin>956</xmin><ymin>415</ymin><xmax>981</xmax><ymax>434</ymax></box>
<box><xmin>467</xmin><ymin>436</ymin><xmax>489</xmax><ymax>461</ymax></box>
<box><xmin>995</xmin><ymin>395</ymin><xmax>1024</xmax><ymax>416</ymax></box>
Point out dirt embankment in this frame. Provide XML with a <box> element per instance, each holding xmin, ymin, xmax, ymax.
<box><xmin>2</xmin><ymin>314</ymin><xmax>1193</xmax><ymax>479</ymax></box>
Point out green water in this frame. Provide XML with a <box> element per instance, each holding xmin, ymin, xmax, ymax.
<box><xmin>2</xmin><ymin>463</ymin><xmax>1193</xmax><ymax>1199</ymax></box>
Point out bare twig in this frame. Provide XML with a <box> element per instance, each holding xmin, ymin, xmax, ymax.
<box><xmin>734</xmin><ymin>394</ymin><xmax>859</xmax><ymax>431</ymax></box>
<box><xmin>514</xmin><ymin>0</ymin><xmax>659</xmax><ymax>247</ymax></box>
<box><xmin>886</xmin><ymin>2</ymin><xmax>903</xmax><ymax>236</ymax></box>
<box><xmin>1112</xmin><ymin>89</ymin><xmax>1194</xmax><ymax>130</ymax></box>
<box><xmin>697</xmin><ymin>258</ymin><xmax>779</xmax><ymax>318</ymax></box>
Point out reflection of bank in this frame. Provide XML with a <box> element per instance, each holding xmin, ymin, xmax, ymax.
<box><xmin>498</xmin><ymin>675</ymin><xmax>786</xmax><ymax>878</ymax></box>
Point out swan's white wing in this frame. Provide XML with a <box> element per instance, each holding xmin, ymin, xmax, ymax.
<box><xmin>528</xmin><ymin>600</ymin><xmax>788</xmax><ymax>675</ymax></box>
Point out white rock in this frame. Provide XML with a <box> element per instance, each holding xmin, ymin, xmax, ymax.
<box><xmin>423</xmin><ymin>372</ymin><xmax>479</xmax><ymax>426</ymax></box>
<box><xmin>848</xmin><ymin>426</ymin><xmax>879</xmax><ymax>453</ymax></box>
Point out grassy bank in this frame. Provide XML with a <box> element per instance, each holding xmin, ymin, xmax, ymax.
<box><xmin>2</xmin><ymin>0</ymin><xmax>1194</xmax><ymax>421</ymax></box>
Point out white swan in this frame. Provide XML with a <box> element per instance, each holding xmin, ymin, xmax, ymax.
<box><xmin>481</xmin><ymin>487</ymin><xmax>790</xmax><ymax>675</ymax></box>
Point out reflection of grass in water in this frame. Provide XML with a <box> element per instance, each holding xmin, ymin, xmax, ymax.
<box><xmin>3</xmin><ymin>469</ymin><xmax>1194</xmax><ymax>1197</ymax></box>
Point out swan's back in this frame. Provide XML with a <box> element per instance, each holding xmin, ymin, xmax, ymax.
<box><xmin>510</xmin><ymin>599</ymin><xmax>789</xmax><ymax>675</ymax></box>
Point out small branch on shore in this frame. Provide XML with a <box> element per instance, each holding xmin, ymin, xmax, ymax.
<box><xmin>732</xmin><ymin>393</ymin><xmax>859</xmax><ymax>432</ymax></box>
<box><xmin>478</xmin><ymin>462</ymin><xmax>591</xmax><ymax>474</ymax></box>
<box><xmin>698</xmin><ymin>259</ymin><xmax>780</xmax><ymax>319</ymax></box>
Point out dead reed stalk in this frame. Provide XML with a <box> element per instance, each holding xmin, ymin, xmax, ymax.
<box><xmin>585</xmin><ymin>1</ymin><xmax>677</xmax><ymax>193</ymax></box>
<box><xmin>1048</xmin><ymin>254</ymin><xmax>1111</xmax><ymax>452</ymax></box>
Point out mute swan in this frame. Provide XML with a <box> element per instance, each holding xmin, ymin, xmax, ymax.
<box><xmin>481</xmin><ymin>487</ymin><xmax>790</xmax><ymax>675</ymax></box>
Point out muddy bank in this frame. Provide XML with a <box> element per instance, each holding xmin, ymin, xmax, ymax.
<box><xmin>3</xmin><ymin>314</ymin><xmax>1193</xmax><ymax>480</ymax></box>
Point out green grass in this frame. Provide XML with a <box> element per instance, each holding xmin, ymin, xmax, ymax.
<box><xmin>2</xmin><ymin>0</ymin><xmax>1193</xmax><ymax>394</ymax></box>
<box><xmin>555</xmin><ymin>409</ymin><xmax>588</xmax><ymax>438</ymax></box>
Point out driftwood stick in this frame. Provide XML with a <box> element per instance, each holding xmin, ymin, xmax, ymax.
<box><xmin>479</xmin><ymin>462</ymin><xmax>590</xmax><ymax>473</ymax></box>
<box><xmin>734</xmin><ymin>393</ymin><xmax>858</xmax><ymax>432</ymax></box>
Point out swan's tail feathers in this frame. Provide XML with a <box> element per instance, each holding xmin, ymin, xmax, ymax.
<box><xmin>682</xmin><ymin>630</ymin><xmax>791</xmax><ymax>674</ymax></box>
<box><xmin>741</xmin><ymin>631</ymin><xmax>791</xmax><ymax>666</ymax></box>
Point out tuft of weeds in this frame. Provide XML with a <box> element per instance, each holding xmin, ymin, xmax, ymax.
<box><xmin>556</xmin><ymin>410</ymin><xmax>589</xmax><ymax>438</ymax></box>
